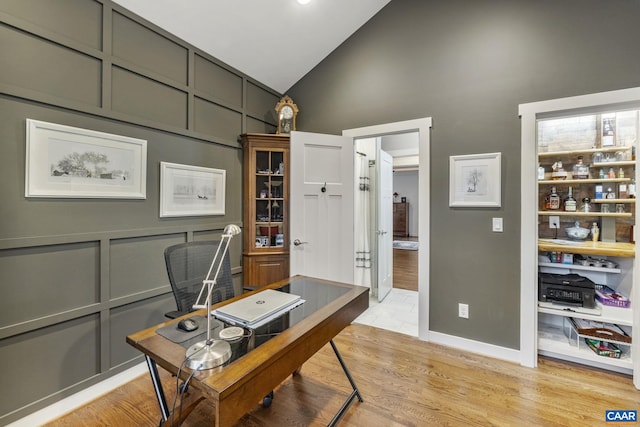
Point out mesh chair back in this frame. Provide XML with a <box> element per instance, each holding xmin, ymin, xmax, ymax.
<box><xmin>164</xmin><ymin>240</ymin><xmax>234</xmax><ymax>313</ymax></box>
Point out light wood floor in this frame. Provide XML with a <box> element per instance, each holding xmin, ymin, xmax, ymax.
<box><xmin>46</xmin><ymin>324</ymin><xmax>639</xmax><ymax>426</ymax></box>
<box><xmin>393</xmin><ymin>247</ymin><xmax>418</xmax><ymax>291</ymax></box>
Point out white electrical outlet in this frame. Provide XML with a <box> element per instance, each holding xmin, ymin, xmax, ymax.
<box><xmin>549</xmin><ymin>216</ymin><xmax>560</xmax><ymax>229</ymax></box>
<box><xmin>458</xmin><ymin>303</ymin><xmax>469</xmax><ymax>319</ymax></box>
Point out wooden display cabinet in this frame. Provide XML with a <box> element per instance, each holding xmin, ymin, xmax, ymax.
<box><xmin>241</xmin><ymin>134</ymin><xmax>290</xmax><ymax>287</ymax></box>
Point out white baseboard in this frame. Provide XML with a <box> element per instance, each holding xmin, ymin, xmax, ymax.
<box><xmin>7</xmin><ymin>362</ymin><xmax>148</xmax><ymax>427</ymax></box>
<box><xmin>427</xmin><ymin>331</ymin><xmax>521</xmax><ymax>364</ymax></box>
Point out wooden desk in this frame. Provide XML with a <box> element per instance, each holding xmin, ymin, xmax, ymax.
<box><xmin>127</xmin><ymin>275</ymin><xmax>369</xmax><ymax>426</ymax></box>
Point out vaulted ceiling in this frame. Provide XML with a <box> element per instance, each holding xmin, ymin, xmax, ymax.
<box><xmin>112</xmin><ymin>0</ymin><xmax>392</xmax><ymax>94</ymax></box>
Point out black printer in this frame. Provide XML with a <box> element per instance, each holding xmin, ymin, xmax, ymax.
<box><xmin>538</xmin><ymin>273</ymin><xmax>596</xmax><ymax>308</ymax></box>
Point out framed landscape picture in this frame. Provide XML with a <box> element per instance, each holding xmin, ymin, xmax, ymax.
<box><xmin>160</xmin><ymin>162</ymin><xmax>226</xmax><ymax>217</ymax></box>
<box><xmin>25</xmin><ymin>119</ymin><xmax>147</xmax><ymax>199</ymax></box>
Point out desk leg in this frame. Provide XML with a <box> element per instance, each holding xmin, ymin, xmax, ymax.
<box><xmin>328</xmin><ymin>339</ymin><xmax>363</xmax><ymax>427</ymax></box>
<box><xmin>145</xmin><ymin>355</ymin><xmax>170</xmax><ymax>423</ymax></box>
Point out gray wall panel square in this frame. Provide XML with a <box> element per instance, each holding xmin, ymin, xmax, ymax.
<box><xmin>193</xmin><ymin>97</ymin><xmax>242</xmax><ymax>141</ymax></box>
<box><xmin>246</xmin><ymin>116</ymin><xmax>277</xmax><ymax>134</ymax></box>
<box><xmin>112</xmin><ymin>11</ymin><xmax>188</xmax><ymax>85</ymax></box>
<box><xmin>111</xmin><ymin>66</ymin><xmax>187</xmax><ymax>128</ymax></box>
<box><xmin>110</xmin><ymin>295</ymin><xmax>173</xmax><ymax>366</ymax></box>
<box><xmin>0</xmin><ymin>243</ymin><xmax>99</xmax><ymax>327</ymax></box>
<box><xmin>0</xmin><ymin>26</ymin><xmax>101</xmax><ymax>107</ymax></box>
<box><xmin>246</xmin><ymin>82</ymin><xmax>279</xmax><ymax>124</ymax></box>
<box><xmin>0</xmin><ymin>0</ymin><xmax>103</xmax><ymax>50</ymax></box>
<box><xmin>109</xmin><ymin>234</ymin><xmax>183</xmax><ymax>299</ymax></box>
<box><xmin>194</xmin><ymin>54</ymin><xmax>243</xmax><ymax>109</ymax></box>
<box><xmin>0</xmin><ymin>314</ymin><xmax>99</xmax><ymax>415</ymax></box>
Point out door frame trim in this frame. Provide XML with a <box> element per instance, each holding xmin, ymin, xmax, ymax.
<box><xmin>343</xmin><ymin>117</ymin><xmax>432</xmax><ymax>341</ymax></box>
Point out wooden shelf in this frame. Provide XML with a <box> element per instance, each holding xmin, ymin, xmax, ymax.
<box><xmin>538</xmin><ymin>239</ymin><xmax>635</xmax><ymax>257</ymax></box>
<box><xmin>538</xmin><ymin>211</ymin><xmax>632</xmax><ymax>218</ymax></box>
<box><xmin>591</xmin><ymin>198</ymin><xmax>636</xmax><ymax>203</ymax></box>
<box><xmin>592</xmin><ymin>161</ymin><xmax>636</xmax><ymax>167</ymax></box>
<box><xmin>538</xmin><ymin>178</ymin><xmax>630</xmax><ymax>184</ymax></box>
<box><xmin>538</xmin><ymin>146</ymin><xmax>631</xmax><ymax>158</ymax></box>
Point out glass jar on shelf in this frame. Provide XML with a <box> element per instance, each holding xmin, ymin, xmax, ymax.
<box><xmin>579</xmin><ymin>197</ymin><xmax>593</xmax><ymax>212</ymax></box>
<box><xmin>592</xmin><ymin>151</ymin><xmax>603</xmax><ymax>164</ymax></box>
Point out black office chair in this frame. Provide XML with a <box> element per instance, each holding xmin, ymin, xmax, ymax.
<box><xmin>164</xmin><ymin>240</ymin><xmax>234</xmax><ymax>319</ymax></box>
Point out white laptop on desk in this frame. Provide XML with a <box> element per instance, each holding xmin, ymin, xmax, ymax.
<box><xmin>213</xmin><ymin>289</ymin><xmax>303</xmax><ymax>327</ymax></box>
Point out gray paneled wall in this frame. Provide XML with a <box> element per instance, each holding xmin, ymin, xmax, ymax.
<box><xmin>0</xmin><ymin>0</ymin><xmax>279</xmax><ymax>423</ymax></box>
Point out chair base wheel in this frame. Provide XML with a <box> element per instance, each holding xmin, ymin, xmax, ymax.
<box><xmin>262</xmin><ymin>391</ymin><xmax>274</xmax><ymax>407</ymax></box>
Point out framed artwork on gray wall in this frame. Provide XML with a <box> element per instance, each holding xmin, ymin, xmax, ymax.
<box><xmin>25</xmin><ymin>119</ymin><xmax>147</xmax><ymax>199</ymax></box>
<box><xmin>449</xmin><ymin>152</ymin><xmax>502</xmax><ymax>207</ymax></box>
<box><xmin>160</xmin><ymin>162</ymin><xmax>226</xmax><ymax>217</ymax></box>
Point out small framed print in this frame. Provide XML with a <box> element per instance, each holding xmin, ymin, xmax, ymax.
<box><xmin>449</xmin><ymin>152</ymin><xmax>502</xmax><ymax>207</ymax></box>
<box><xmin>160</xmin><ymin>162</ymin><xmax>226</xmax><ymax>217</ymax></box>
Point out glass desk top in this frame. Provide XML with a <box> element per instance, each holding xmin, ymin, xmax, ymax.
<box><xmin>155</xmin><ymin>276</ymin><xmax>358</xmax><ymax>368</ymax></box>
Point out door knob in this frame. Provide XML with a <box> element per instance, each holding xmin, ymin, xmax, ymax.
<box><xmin>293</xmin><ymin>239</ymin><xmax>308</xmax><ymax>246</ymax></box>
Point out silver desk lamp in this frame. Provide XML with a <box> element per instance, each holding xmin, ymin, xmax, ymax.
<box><xmin>185</xmin><ymin>224</ymin><xmax>241</xmax><ymax>370</ymax></box>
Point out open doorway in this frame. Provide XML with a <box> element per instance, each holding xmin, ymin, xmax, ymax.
<box><xmin>343</xmin><ymin>118</ymin><xmax>432</xmax><ymax>339</ymax></box>
<box><xmin>352</xmin><ymin>133</ymin><xmax>419</xmax><ymax>297</ymax></box>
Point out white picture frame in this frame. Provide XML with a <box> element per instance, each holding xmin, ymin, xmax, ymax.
<box><xmin>449</xmin><ymin>152</ymin><xmax>502</xmax><ymax>207</ymax></box>
<box><xmin>25</xmin><ymin>119</ymin><xmax>147</xmax><ymax>199</ymax></box>
<box><xmin>160</xmin><ymin>162</ymin><xmax>226</xmax><ymax>217</ymax></box>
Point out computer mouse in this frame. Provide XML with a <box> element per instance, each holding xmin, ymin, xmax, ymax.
<box><xmin>177</xmin><ymin>317</ymin><xmax>199</xmax><ymax>332</ymax></box>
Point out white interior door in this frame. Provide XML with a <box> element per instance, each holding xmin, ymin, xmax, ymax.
<box><xmin>290</xmin><ymin>131</ymin><xmax>354</xmax><ymax>283</ymax></box>
<box><xmin>377</xmin><ymin>149</ymin><xmax>393</xmax><ymax>301</ymax></box>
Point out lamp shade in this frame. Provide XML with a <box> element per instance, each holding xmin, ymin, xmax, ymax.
<box><xmin>223</xmin><ymin>224</ymin><xmax>241</xmax><ymax>237</ymax></box>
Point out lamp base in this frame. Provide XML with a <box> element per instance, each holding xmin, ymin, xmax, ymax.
<box><xmin>185</xmin><ymin>339</ymin><xmax>232</xmax><ymax>370</ymax></box>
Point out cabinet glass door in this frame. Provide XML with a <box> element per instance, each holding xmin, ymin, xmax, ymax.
<box><xmin>254</xmin><ymin>150</ymin><xmax>286</xmax><ymax>249</ymax></box>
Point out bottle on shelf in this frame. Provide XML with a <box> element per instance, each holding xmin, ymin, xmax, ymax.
<box><xmin>563</xmin><ymin>186</ymin><xmax>577</xmax><ymax>212</ymax></box>
<box><xmin>599</xmin><ymin>168</ymin><xmax>606</xmax><ymax>179</ymax></box>
<box><xmin>619</xmin><ymin>167</ymin><xmax>625</xmax><ymax>179</ymax></box>
<box><xmin>548</xmin><ymin>186</ymin><xmax>561</xmax><ymax>210</ymax></box>
<box><xmin>608</xmin><ymin>167</ymin><xmax>616</xmax><ymax>179</ymax></box>
<box><xmin>595</xmin><ymin>184</ymin><xmax>604</xmax><ymax>199</ymax></box>
<box><xmin>538</xmin><ymin>163</ymin><xmax>545</xmax><ymax>180</ymax></box>
<box><xmin>551</xmin><ymin>161</ymin><xmax>567</xmax><ymax>180</ymax></box>
<box><xmin>591</xmin><ymin>222</ymin><xmax>599</xmax><ymax>242</ymax></box>
<box><xmin>619</xmin><ymin>182</ymin><xmax>628</xmax><ymax>198</ymax></box>
<box><xmin>629</xmin><ymin>171</ymin><xmax>636</xmax><ymax>198</ymax></box>
<box><xmin>572</xmin><ymin>156</ymin><xmax>589</xmax><ymax>179</ymax></box>
<box><xmin>605</xmin><ymin>187</ymin><xmax>616</xmax><ymax>199</ymax></box>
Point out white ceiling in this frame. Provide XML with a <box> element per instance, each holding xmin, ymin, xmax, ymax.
<box><xmin>112</xmin><ymin>0</ymin><xmax>391</xmax><ymax>94</ymax></box>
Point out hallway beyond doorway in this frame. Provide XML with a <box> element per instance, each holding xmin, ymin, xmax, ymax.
<box><xmin>353</xmin><ymin>288</ymin><xmax>418</xmax><ymax>336</ymax></box>
<box><xmin>393</xmin><ymin>236</ymin><xmax>418</xmax><ymax>291</ymax></box>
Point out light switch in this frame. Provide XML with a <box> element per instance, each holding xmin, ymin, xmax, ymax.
<box><xmin>492</xmin><ymin>217</ymin><xmax>503</xmax><ymax>232</ymax></box>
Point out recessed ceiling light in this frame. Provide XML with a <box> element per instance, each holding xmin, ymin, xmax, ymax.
<box><xmin>297</xmin><ymin>0</ymin><xmax>311</xmax><ymax>4</ymax></box>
